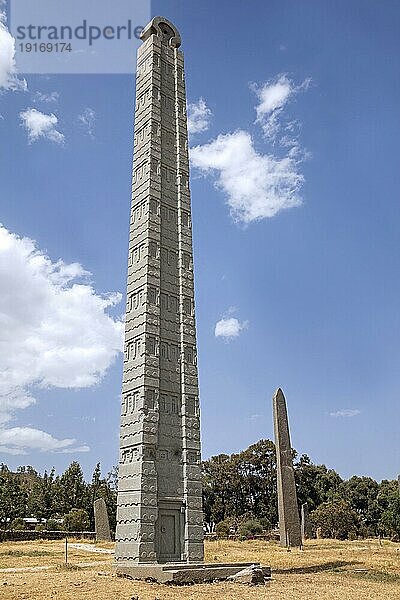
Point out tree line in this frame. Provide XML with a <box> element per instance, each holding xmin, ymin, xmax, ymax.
<box><xmin>0</xmin><ymin>439</ymin><xmax>399</xmax><ymax>539</ymax></box>
<box><xmin>202</xmin><ymin>440</ymin><xmax>400</xmax><ymax>539</ymax></box>
<box><xmin>0</xmin><ymin>462</ymin><xmax>117</xmax><ymax>533</ymax></box>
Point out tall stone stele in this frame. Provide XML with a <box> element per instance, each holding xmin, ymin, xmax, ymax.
<box><xmin>115</xmin><ymin>17</ymin><xmax>204</xmax><ymax>568</ymax></box>
<box><xmin>273</xmin><ymin>388</ymin><xmax>302</xmax><ymax>547</ymax></box>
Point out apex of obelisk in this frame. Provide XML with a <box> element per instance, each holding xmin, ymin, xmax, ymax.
<box><xmin>140</xmin><ymin>16</ymin><xmax>182</xmax><ymax>48</ymax></box>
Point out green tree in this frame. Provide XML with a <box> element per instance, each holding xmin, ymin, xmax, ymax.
<box><xmin>380</xmin><ymin>496</ymin><xmax>400</xmax><ymax>538</ymax></box>
<box><xmin>311</xmin><ymin>499</ymin><xmax>360</xmax><ymax>539</ymax></box>
<box><xmin>238</xmin><ymin>518</ymin><xmax>264</xmax><ymax>538</ymax></box>
<box><xmin>338</xmin><ymin>476</ymin><xmax>381</xmax><ymax>536</ymax></box>
<box><xmin>63</xmin><ymin>508</ymin><xmax>90</xmax><ymax>532</ymax></box>
<box><xmin>28</xmin><ymin>469</ymin><xmax>57</xmax><ymax>521</ymax></box>
<box><xmin>295</xmin><ymin>454</ymin><xmax>342</xmax><ymax>511</ymax></box>
<box><xmin>56</xmin><ymin>462</ymin><xmax>88</xmax><ymax>514</ymax></box>
<box><xmin>0</xmin><ymin>472</ymin><xmax>28</xmax><ymax>529</ymax></box>
<box><xmin>202</xmin><ymin>440</ymin><xmax>278</xmax><ymax>528</ymax></box>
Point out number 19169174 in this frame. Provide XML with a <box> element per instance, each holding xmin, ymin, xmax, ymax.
<box><xmin>19</xmin><ymin>42</ymin><xmax>72</xmax><ymax>52</ymax></box>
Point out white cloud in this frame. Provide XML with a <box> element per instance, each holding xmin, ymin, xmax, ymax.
<box><xmin>190</xmin><ymin>130</ymin><xmax>303</xmax><ymax>223</ymax></box>
<box><xmin>215</xmin><ymin>317</ymin><xmax>248</xmax><ymax>340</ymax></box>
<box><xmin>33</xmin><ymin>91</ymin><xmax>60</xmax><ymax>103</ymax></box>
<box><xmin>329</xmin><ymin>409</ymin><xmax>361</xmax><ymax>418</ymax></box>
<box><xmin>0</xmin><ymin>224</ymin><xmax>124</xmax><ymax>453</ymax></box>
<box><xmin>78</xmin><ymin>107</ymin><xmax>96</xmax><ymax>138</ymax></box>
<box><xmin>20</xmin><ymin>108</ymin><xmax>65</xmax><ymax>144</ymax></box>
<box><xmin>0</xmin><ymin>8</ymin><xmax>27</xmax><ymax>91</ymax></box>
<box><xmin>187</xmin><ymin>98</ymin><xmax>212</xmax><ymax>136</ymax></box>
<box><xmin>252</xmin><ymin>74</ymin><xmax>311</xmax><ymax>142</ymax></box>
<box><xmin>0</xmin><ymin>427</ymin><xmax>90</xmax><ymax>455</ymax></box>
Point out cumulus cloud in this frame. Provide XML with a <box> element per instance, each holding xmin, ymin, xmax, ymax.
<box><xmin>0</xmin><ymin>8</ymin><xmax>27</xmax><ymax>91</ymax></box>
<box><xmin>329</xmin><ymin>409</ymin><xmax>361</xmax><ymax>418</ymax></box>
<box><xmin>252</xmin><ymin>74</ymin><xmax>311</xmax><ymax>143</ymax></box>
<box><xmin>20</xmin><ymin>108</ymin><xmax>65</xmax><ymax>144</ymax></box>
<box><xmin>0</xmin><ymin>428</ymin><xmax>90</xmax><ymax>456</ymax></box>
<box><xmin>215</xmin><ymin>317</ymin><xmax>248</xmax><ymax>340</ymax></box>
<box><xmin>190</xmin><ymin>130</ymin><xmax>303</xmax><ymax>223</ymax></box>
<box><xmin>0</xmin><ymin>224</ymin><xmax>124</xmax><ymax>453</ymax></box>
<box><xmin>78</xmin><ymin>107</ymin><xmax>96</xmax><ymax>138</ymax></box>
<box><xmin>33</xmin><ymin>91</ymin><xmax>60</xmax><ymax>104</ymax></box>
<box><xmin>187</xmin><ymin>98</ymin><xmax>212</xmax><ymax>136</ymax></box>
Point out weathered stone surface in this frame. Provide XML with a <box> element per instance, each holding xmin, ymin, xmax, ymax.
<box><xmin>117</xmin><ymin>562</ymin><xmax>271</xmax><ymax>584</ymax></box>
<box><xmin>273</xmin><ymin>388</ymin><xmax>302</xmax><ymax>547</ymax></box>
<box><xmin>301</xmin><ymin>502</ymin><xmax>312</xmax><ymax>541</ymax></box>
<box><xmin>115</xmin><ymin>16</ymin><xmax>204</xmax><ymax>567</ymax></box>
<box><xmin>94</xmin><ymin>498</ymin><xmax>111</xmax><ymax>542</ymax></box>
<box><xmin>228</xmin><ymin>564</ymin><xmax>266</xmax><ymax>585</ymax></box>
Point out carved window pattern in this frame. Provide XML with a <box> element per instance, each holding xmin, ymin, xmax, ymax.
<box><xmin>181</xmin><ymin>211</ymin><xmax>190</xmax><ymax>227</ymax></box>
<box><xmin>160</xmin><ymin>341</ymin><xmax>168</xmax><ymax>359</ymax></box>
<box><xmin>132</xmin><ymin>201</ymin><xmax>146</xmax><ymax>223</ymax></box>
<box><xmin>149</xmin><ymin>198</ymin><xmax>159</xmax><ymax>215</ymax></box>
<box><xmin>130</xmin><ymin>243</ymin><xmax>145</xmax><ymax>265</ymax></box>
<box><xmin>159</xmin><ymin>394</ymin><xmax>180</xmax><ymax>414</ymax></box>
<box><xmin>161</xmin><ymin>93</ymin><xmax>174</xmax><ymax>112</ymax></box>
<box><xmin>161</xmin><ymin>60</ymin><xmax>173</xmax><ymax>75</ymax></box>
<box><xmin>148</xmin><ymin>240</ymin><xmax>159</xmax><ymax>259</ymax></box>
<box><xmin>161</xmin><ymin>248</ymin><xmax>177</xmax><ymax>268</ymax></box>
<box><xmin>169</xmin><ymin>344</ymin><xmax>180</xmax><ymax>362</ymax></box>
<box><xmin>147</xmin><ymin>286</ymin><xmax>158</xmax><ymax>305</ymax></box>
<box><xmin>122</xmin><ymin>390</ymin><xmax>140</xmax><ymax>415</ymax></box>
<box><xmin>150</xmin><ymin>157</ymin><xmax>160</xmax><ymax>175</ymax></box>
<box><xmin>187</xmin><ymin>451</ymin><xmax>200</xmax><ymax>464</ymax></box>
<box><xmin>186</xmin><ymin>395</ymin><xmax>199</xmax><ymax>416</ymax></box>
<box><xmin>133</xmin><ymin>161</ymin><xmax>148</xmax><ymax>182</ymax></box>
<box><xmin>145</xmin><ymin>388</ymin><xmax>158</xmax><ymax>410</ymax></box>
<box><xmin>183</xmin><ymin>297</ymin><xmax>193</xmax><ymax>315</ymax></box>
<box><xmin>146</xmin><ymin>336</ymin><xmax>158</xmax><ymax>356</ymax></box>
<box><xmin>128</xmin><ymin>336</ymin><xmax>142</xmax><ymax>360</ymax></box>
<box><xmin>152</xmin><ymin>86</ymin><xmax>161</xmax><ymax>101</ymax></box>
<box><xmin>163</xmin><ymin>128</ymin><xmax>175</xmax><ymax>147</ymax></box>
<box><xmin>161</xmin><ymin>205</ymin><xmax>177</xmax><ymax>223</ymax></box>
<box><xmin>121</xmin><ymin>447</ymin><xmax>139</xmax><ymax>464</ymax></box>
<box><xmin>184</xmin><ymin>345</ymin><xmax>196</xmax><ymax>365</ymax></box>
<box><xmin>130</xmin><ymin>288</ymin><xmax>144</xmax><ymax>310</ymax></box>
<box><xmin>159</xmin><ymin>292</ymin><xmax>178</xmax><ymax>313</ymax></box>
<box><xmin>151</xmin><ymin>121</ymin><xmax>161</xmax><ymax>137</ymax></box>
<box><xmin>182</xmin><ymin>252</ymin><xmax>192</xmax><ymax>270</ymax></box>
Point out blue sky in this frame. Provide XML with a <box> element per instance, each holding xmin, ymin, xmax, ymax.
<box><xmin>1</xmin><ymin>0</ymin><xmax>400</xmax><ymax>481</ymax></box>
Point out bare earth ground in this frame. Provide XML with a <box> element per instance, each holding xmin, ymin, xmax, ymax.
<box><xmin>0</xmin><ymin>538</ymin><xmax>399</xmax><ymax>599</ymax></box>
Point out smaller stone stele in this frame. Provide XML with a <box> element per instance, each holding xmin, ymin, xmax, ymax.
<box><xmin>94</xmin><ymin>498</ymin><xmax>111</xmax><ymax>542</ymax></box>
<box><xmin>301</xmin><ymin>502</ymin><xmax>312</xmax><ymax>541</ymax></box>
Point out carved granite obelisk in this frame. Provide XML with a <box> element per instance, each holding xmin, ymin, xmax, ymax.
<box><xmin>114</xmin><ymin>17</ymin><xmax>204</xmax><ymax>569</ymax></box>
<box><xmin>273</xmin><ymin>388</ymin><xmax>301</xmax><ymax>547</ymax></box>
<box><xmin>94</xmin><ymin>498</ymin><xmax>112</xmax><ymax>542</ymax></box>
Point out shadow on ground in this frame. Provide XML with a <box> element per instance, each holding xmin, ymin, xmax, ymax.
<box><xmin>273</xmin><ymin>560</ymin><xmax>361</xmax><ymax>574</ymax></box>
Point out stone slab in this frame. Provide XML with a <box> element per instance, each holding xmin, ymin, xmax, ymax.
<box><xmin>115</xmin><ymin>562</ymin><xmax>271</xmax><ymax>584</ymax></box>
<box><xmin>94</xmin><ymin>498</ymin><xmax>111</xmax><ymax>542</ymax></box>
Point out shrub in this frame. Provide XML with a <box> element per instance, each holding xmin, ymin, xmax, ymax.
<box><xmin>46</xmin><ymin>518</ymin><xmax>63</xmax><ymax>531</ymax></box>
<box><xmin>311</xmin><ymin>500</ymin><xmax>359</xmax><ymax>540</ymax></box>
<box><xmin>10</xmin><ymin>518</ymin><xmax>26</xmax><ymax>530</ymax></box>
<box><xmin>63</xmin><ymin>509</ymin><xmax>90</xmax><ymax>532</ymax></box>
<box><xmin>238</xmin><ymin>519</ymin><xmax>264</xmax><ymax>539</ymax></box>
<box><xmin>216</xmin><ymin>517</ymin><xmax>236</xmax><ymax>537</ymax></box>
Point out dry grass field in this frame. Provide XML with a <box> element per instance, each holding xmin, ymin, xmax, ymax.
<box><xmin>0</xmin><ymin>538</ymin><xmax>399</xmax><ymax>599</ymax></box>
